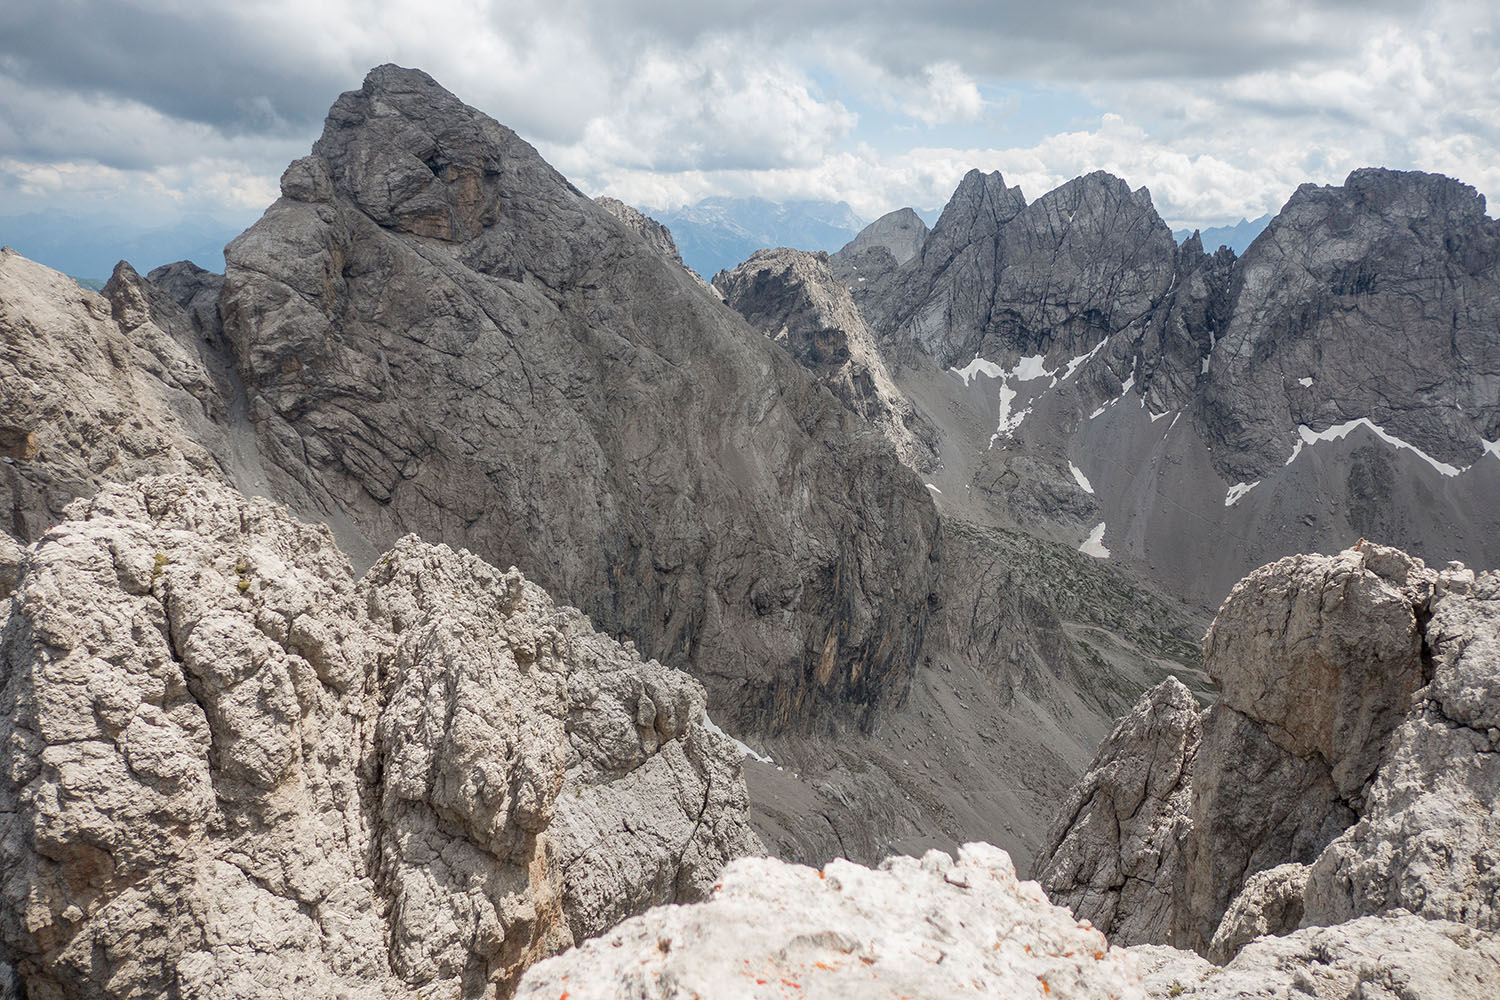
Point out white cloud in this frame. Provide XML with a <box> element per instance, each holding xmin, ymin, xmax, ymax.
<box><xmin>898</xmin><ymin>62</ymin><xmax>986</xmax><ymax>126</ymax></box>
<box><xmin>549</xmin><ymin>37</ymin><xmax>856</xmax><ymax>174</ymax></box>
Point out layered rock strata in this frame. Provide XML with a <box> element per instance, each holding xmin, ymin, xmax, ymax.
<box><xmin>0</xmin><ymin>475</ymin><xmax>758</xmax><ymax>999</ymax></box>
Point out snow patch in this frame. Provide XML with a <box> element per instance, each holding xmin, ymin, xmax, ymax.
<box><xmin>925</xmin><ymin>483</ymin><xmax>941</xmax><ymax>493</ymax></box>
<box><xmin>1078</xmin><ymin>522</ymin><xmax>1110</xmax><ymax>559</ymax></box>
<box><xmin>1201</xmin><ymin>356</ymin><xmax>1210</xmax><ymax>375</ymax></box>
<box><xmin>1089</xmin><ymin>374</ymin><xmax>1136</xmax><ymax>420</ymax></box>
<box><xmin>1298</xmin><ymin>377</ymin><xmax>1314</xmax><ymax>388</ymax></box>
<box><xmin>1285</xmin><ymin>419</ymin><xmax>1463</xmax><ymax>477</ymax></box>
<box><xmin>1149</xmin><ymin>409</ymin><xmax>1171</xmax><ymax>423</ymax></box>
<box><xmin>1484</xmin><ymin>439</ymin><xmax>1500</xmax><ymax>460</ymax></box>
<box><xmin>1013</xmin><ymin>354</ymin><xmax>1051</xmax><ymax>381</ymax></box>
<box><xmin>1062</xmin><ymin>341</ymin><xmax>1106</xmax><ymax>381</ymax></box>
<box><xmin>951</xmin><ymin>358</ymin><xmax>1006</xmax><ymax>386</ymax></box>
<box><xmin>1069</xmin><ymin>462</ymin><xmax>1095</xmax><ymax>494</ymax></box>
<box><xmin>1225</xmin><ymin>481</ymin><xmax>1261</xmax><ymax>507</ymax></box>
<box><xmin>702</xmin><ymin>712</ymin><xmax>774</xmax><ymax>764</ymax></box>
<box><xmin>951</xmin><ymin>355</ymin><xmax>1051</xmax><ymax>443</ymax></box>
<box><xmin>989</xmin><ymin>380</ymin><xmax>1033</xmax><ymax>444</ymax></box>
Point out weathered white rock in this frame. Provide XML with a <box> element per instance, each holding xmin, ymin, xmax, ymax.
<box><xmin>1134</xmin><ymin>915</ymin><xmax>1500</xmax><ymax>999</ymax></box>
<box><xmin>1206</xmin><ymin>863</ymin><xmax>1308</xmax><ymax>964</ymax></box>
<box><xmin>517</xmin><ymin>843</ymin><xmax>1146</xmax><ymax>1000</ymax></box>
<box><xmin>1301</xmin><ymin>567</ymin><xmax>1500</xmax><ymax>932</ymax></box>
<box><xmin>0</xmin><ymin>474</ymin><xmax>758</xmax><ymax>999</ymax></box>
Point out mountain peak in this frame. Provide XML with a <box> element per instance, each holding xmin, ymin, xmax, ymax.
<box><xmin>836</xmin><ymin>207</ymin><xmax>929</xmax><ymax>265</ymax></box>
<box><xmin>303</xmin><ymin>63</ymin><xmax>569</xmax><ymax>243</ymax></box>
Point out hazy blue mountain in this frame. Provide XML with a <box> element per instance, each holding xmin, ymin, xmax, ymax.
<box><xmin>0</xmin><ymin>213</ymin><xmax>248</xmax><ymax>282</ymax></box>
<box><xmin>649</xmin><ymin>197</ymin><xmax>865</xmax><ymax>278</ymax></box>
<box><xmin>1172</xmin><ymin>213</ymin><xmax>1272</xmax><ymax>255</ymax></box>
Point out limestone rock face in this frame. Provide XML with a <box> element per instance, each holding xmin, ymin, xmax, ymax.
<box><xmin>1201</xmin><ymin>168</ymin><xmax>1500</xmax><ymax>481</ymax></box>
<box><xmin>0</xmin><ymin>474</ymin><xmax>758</xmax><ymax>999</ymax></box>
<box><xmin>516</xmin><ymin>844</ymin><xmax>1147</xmax><ymax>1000</ymax></box>
<box><xmin>1040</xmin><ymin>542</ymin><xmax>1500</xmax><ymax>965</ymax></box>
<box><xmin>834</xmin><ymin>207</ymin><xmax>928</xmax><ymax>266</ymax></box>
<box><xmin>1301</xmin><ymin>564</ymin><xmax>1500</xmax><ymax>931</ymax></box>
<box><xmin>714</xmin><ymin>247</ymin><xmax>939</xmax><ymax>473</ymax></box>
<box><xmin>879</xmin><ymin>170</ymin><xmax>1175</xmax><ymax>367</ymax></box>
<box><xmin>218</xmin><ymin>64</ymin><xmax>939</xmax><ymax>734</ymax></box>
<box><xmin>0</xmin><ymin>250</ymin><xmax>231</xmax><ymax>541</ymax></box>
<box><xmin>1179</xmin><ymin>704</ymin><xmax>1352</xmax><ymax>951</ymax></box>
<box><xmin>1133</xmin><ymin>915</ymin><xmax>1500</xmax><ymax>1000</ymax></box>
<box><xmin>1202</xmin><ymin>538</ymin><xmax>1427</xmax><ymax>793</ymax></box>
<box><xmin>1180</xmin><ymin>544</ymin><xmax>1433</xmax><ymax>948</ymax></box>
<box><xmin>143</xmin><ymin>260</ymin><xmax>226</xmax><ymax>347</ymax></box>
<box><xmin>592</xmin><ymin>196</ymin><xmax>689</xmax><ymax>272</ymax></box>
<box><xmin>1036</xmin><ymin>677</ymin><xmax>1200</xmax><ymax>946</ymax></box>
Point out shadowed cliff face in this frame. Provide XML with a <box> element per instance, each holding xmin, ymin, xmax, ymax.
<box><xmin>1199</xmin><ymin>168</ymin><xmax>1500</xmax><ymax>481</ymax></box>
<box><xmin>217</xmin><ymin>65</ymin><xmax>940</xmax><ymax>734</ymax></box>
<box><xmin>874</xmin><ymin>169</ymin><xmax>1176</xmax><ymax>369</ymax></box>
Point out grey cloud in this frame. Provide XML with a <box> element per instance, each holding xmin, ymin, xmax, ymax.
<box><xmin>0</xmin><ymin>2</ymin><xmax>354</xmax><ymax>135</ymax></box>
<box><xmin>568</xmin><ymin>0</ymin><xmax>1422</xmax><ymax>79</ymax></box>
<box><xmin>1</xmin><ymin>0</ymin><xmax>1452</xmax><ymax>157</ymax></box>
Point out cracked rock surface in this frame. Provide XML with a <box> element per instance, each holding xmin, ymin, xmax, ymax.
<box><xmin>217</xmin><ymin>64</ymin><xmax>939</xmax><ymax>735</ymax></box>
<box><xmin>1132</xmin><ymin>915</ymin><xmax>1500</xmax><ymax>999</ymax></box>
<box><xmin>1038</xmin><ymin>542</ymin><xmax>1500</xmax><ymax>962</ymax></box>
<box><xmin>517</xmin><ymin>843</ymin><xmax>1145</xmax><ymax>1000</ymax></box>
<box><xmin>714</xmin><ymin>247</ymin><xmax>939</xmax><ymax>474</ymax></box>
<box><xmin>0</xmin><ymin>474</ymin><xmax>758</xmax><ymax>999</ymax></box>
<box><xmin>1036</xmin><ymin>676</ymin><xmax>1200</xmax><ymax>946</ymax></box>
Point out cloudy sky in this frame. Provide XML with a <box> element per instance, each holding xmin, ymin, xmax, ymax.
<box><xmin>2</xmin><ymin>0</ymin><xmax>1497</xmax><ymax>256</ymax></box>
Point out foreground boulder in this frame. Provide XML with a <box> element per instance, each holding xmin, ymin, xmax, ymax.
<box><xmin>516</xmin><ymin>843</ymin><xmax>1145</xmax><ymax>999</ymax></box>
<box><xmin>1037</xmin><ymin>541</ymin><xmax>1500</xmax><ymax>961</ymax></box>
<box><xmin>1133</xmin><ymin>915</ymin><xmax>1500</xmax><ymax>999</ymax></box>
<box><xmin>0</xmin><ymin>475</ymin><xmax>758</xmax><ymax>998</ymax></box>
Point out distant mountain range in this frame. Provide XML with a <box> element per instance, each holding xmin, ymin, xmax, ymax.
<box><xmin>0</xmin><ymin>212</ymin><xmax>247</xmax><ymax>283</ymax></box>
<box><xmin>648</xmin><ymin>196</ymin><xmax>867</xmax><ymax>278</ymax></box>
<box><xmin>1172</xmin><ymin>213</ymin><xmax>1272</xmax><ymax>255</ymax></box>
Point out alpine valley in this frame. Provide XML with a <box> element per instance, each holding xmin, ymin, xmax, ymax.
<box><xmin>1</xmin><ymin>65</ymin><xmax>1496</xmax><ymax>999</ymax></box>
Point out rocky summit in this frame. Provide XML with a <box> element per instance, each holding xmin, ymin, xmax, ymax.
<box><xmin>2</xmin><ymin>59</ymin><xmax>1499</xmax><ymax>999</ymax></box>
